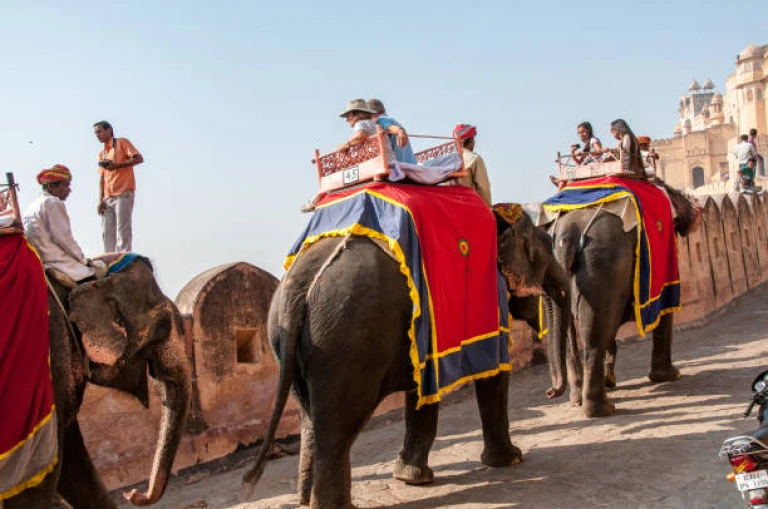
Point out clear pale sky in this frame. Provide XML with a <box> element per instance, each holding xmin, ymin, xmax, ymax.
<box><xmin>1</xmin><ymin>1</ymin><xmax>766</xmax><ymax>296</ymax></box>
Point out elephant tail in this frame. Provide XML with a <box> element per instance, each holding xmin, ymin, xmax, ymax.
<box><xmin>242</xmin><ymin>285</ymin><xmax>304</xmax><ymax>491</ymax></box>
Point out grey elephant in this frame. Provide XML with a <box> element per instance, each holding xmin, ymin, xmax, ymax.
<box><xmin>241</xmin><ymin>207</ymin><xmax>568</xmax><ymax>508</ymax></box>
<box><xmin>5</xmin><ymin>258</ymin><xmax>191</xmax><ymax>509</ymax></box>
<box><xmin>544</xmin><ymin>183</ymin><xmax>699</xmax><ymax>417</ymax></box>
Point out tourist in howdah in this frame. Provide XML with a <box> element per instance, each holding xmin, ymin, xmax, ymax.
<box><xmin>23</xmin><ymin>165</ymin><xmax>106</xmax><ymax>283</ymax></box>
<box><xmin>570</xmin><ymin>121</ymin><xmax>603</xmax><ymax>165</ymax></box>
<box><xmin>607</xmin><ymin>118</ymin><xmax>646</xmax><ymax>178</ymax></box>
<box><xmin>734</xmin><ymin>133</ymin><xmax>757</xmax><ymax>190</ymax></box>
<box><xmin>94</xmin><ymin>120</ymin><xmax>144</xmax><ymax>253</ymax></box>
<box><xmin>368</xmin><ymin>98</ymin><xmax>417</xmax><ymax>164</ymax></box>
<box><xmin>337</xmin><ymin>99</ymin><xmax>397</xmax><ymax>164</ymax></box>
<box><xmin>453</xmin><ymin>123</ymin><xmax>492</xmax><ymax>206</ymax></box>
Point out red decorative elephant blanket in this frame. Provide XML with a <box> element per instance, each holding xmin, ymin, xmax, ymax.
<box><xmin>286</xmin><ymin>182</ymin><xmax>510</xmax><ymax>408</ymax></box>
<box><xmin>0</xmin><ymin>234</ymin><xmax>57</xmax><ymax>500</ymax></box>
<box><xmin>543</xmin><ymin>177</ymin><xmax>681</xmax><ymax>335</ymax></box>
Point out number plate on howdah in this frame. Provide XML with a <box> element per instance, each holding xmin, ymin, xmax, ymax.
<box><xmin>343</xmin><ymin>167</ymin><xmax>360</xmax><ymax>185</ymax></box>
<box><xmin>736</xmin><ymin>470</ymin><xmax>768</xmax><ymax>491</ymax></box>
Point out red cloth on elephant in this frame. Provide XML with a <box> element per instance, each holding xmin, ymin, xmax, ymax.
<box><xmin>550</xmin><ymin>176</ymin><xmax>680</xmax><ymax>334</ymax></box>
<box><xmin>288</xmin><ymin>182</ymin><xmax>509</xmax><ymax>407</ymax></box>
<box><xmin>0</xmin><ymin>233</ymin><xmax>58</xmax><ymax>500</ymax></box>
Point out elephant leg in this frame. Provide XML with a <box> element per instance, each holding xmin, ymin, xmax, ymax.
<box><xmin>475</xmin><ymin>372</ymin><xmax>522</xmax><ymax>467</ymax></box>
<box><xmin>604</xmin><ymin>336</ymin><xmax>618</xmax><ymax>388</ymax></box>
<box><xmin>566</xmin><ymin>321</ymin><xmax>584</xmax><ymax>406</ymax></box>
<box><xmin>58</xmin><ymin>420</ymin><xmax>117</xmax><ymax>509</ymax></box>
<box><xmin>580</xmin><ymin>307</ymin><xmax>616</xmax><ymax>418</ymax></box>
<box><xmin>297</xmin><ymin>411</ymin><xmax>314</xmax><ymax>505</ymax></box>
<box><xmin>310</xmin><ymin>382</ymin><xmax>380</xmax><ymax>509</ymax></box>
<box><xmin>649</xmin><ymin>313</ymin><xmax>680</xmax><ymax>383</ymax></box>
<box><xmin>3</xmin><ymin>462</ymin><xmax>59</xmax><ymax>509</ymax></box>
<box><xmin>394</xmin><ymin>390</ymin><xmax>438</xmax><ymax>485</ymax></box>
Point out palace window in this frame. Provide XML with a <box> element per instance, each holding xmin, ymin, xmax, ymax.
<box><xmin>692</xmin><ymin>167</ymin><xmax>705</xmax><ymax>188</ymax></box>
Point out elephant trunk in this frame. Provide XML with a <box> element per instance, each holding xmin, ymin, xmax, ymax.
<box><xmin>545</xmin><ymin>292</ymin><xmax>570</xmax><ymax>399</ymax></box>
<box><xmin>124</xmin><ymin>322</ymin><xmax>191</xmax><ymax>506</ymax></box>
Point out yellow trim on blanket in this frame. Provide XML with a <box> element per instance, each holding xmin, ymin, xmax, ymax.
<box><xmin>418</xmin><ymin>363</ymin><xmax>513</xmax><ymax>406</ymax></box>
<box><xmin>544</xmin><ymin>185</ymin><xmax>679</xmax><ymax>336</ymax></box>
<box><xmin>0</xmin><ymin>456</ymin><xmax>58</xmax><ymax>500</ymax></box>
<box><xmin>0</xmin><ymin>405</ymin><xmax>55</xmax><ymax>461</ymax></box>
<box><xmin>424</xmin><ymin>329</ymin><xmax>507</xmax><ymax>361</ymax></box>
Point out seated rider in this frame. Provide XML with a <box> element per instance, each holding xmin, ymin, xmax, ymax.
<box><xmin>368</xmin><ymin>99</ymin><xmax>418</xmax><ymax>164</ymax></box>
<box><xmin>337</xmin><ymin>98</ymin><xmax>397</xmax><ymax>164</ymax></box>
<box><xmin>637</xmin><ymin>136</ymin><xmax>660</xmax><ymax>180</ymax></box>
<box><xmin>23</xmin><ymin>165</ymin><xmax>106</xmax><ymax>284</ymax></box>
<box><xmin>605</xmin><ymin>119</ymin><xmax>646</xmax><ymax>178</ymax></box>
<box><xmin>570</xmin><ymin>121</ymin><xmax>604</xmax><ymax>165</ymax></box>
<box><xmin>551</xmin><ymin>121</ymin><xmax>606</xmax><ymax>189</ymax></box>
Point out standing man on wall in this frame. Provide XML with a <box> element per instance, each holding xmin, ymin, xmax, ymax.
<box><xmin>94</xmin><ymin>121</ymin><xmax>143</xmax><ymax>253</ymax></box>
<box><xmin>453</xmin><ymin>124</ymin><xmax>492</xmax><ymax>206</ymax></box>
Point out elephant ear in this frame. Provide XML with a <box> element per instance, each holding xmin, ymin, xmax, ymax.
<box><xmin>69</xmin><ymin>277</ymin><xmax>132</xmax><ymax>364</ymax></box>
<box><xmin>89</xmin><ymin>359</ymin><xmax>150</xmax><ymax>409</ymax></box>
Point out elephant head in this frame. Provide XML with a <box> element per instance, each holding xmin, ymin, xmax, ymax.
<box><xmin>494</xmin><ymin>204</ymin><xmax>577</xmax><ymax>399</ymax></box>
<box><xmin>68</xmin><ymin>257</ymin><xmax>191</xmax><ymax>506</ymax></box>
<box><xmin>494</xmin><ymin>205</ymin><xmax>549</xmax><ymax>297</ymax></box>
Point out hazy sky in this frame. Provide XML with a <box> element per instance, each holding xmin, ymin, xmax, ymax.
<box><xmin>1</xmin><ymin>1</ymin><xmax>766</xmax><ymax>296</ymax></box>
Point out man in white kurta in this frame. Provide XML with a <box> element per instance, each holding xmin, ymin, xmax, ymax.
<box><xmin>23</xmin><ymin>165</ymin><xmax>97</xmax><ymax>282</ymax></box>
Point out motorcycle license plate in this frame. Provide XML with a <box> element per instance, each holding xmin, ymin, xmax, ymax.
<box><xmin>736</xmin><ymin>470</ymin><xmax>768</xmax><ymax>491</ymax></box>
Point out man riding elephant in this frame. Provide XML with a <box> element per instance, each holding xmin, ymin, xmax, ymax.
<box><xmin>3</xmin><ymin>173</ymin><xmax>192</xmax><ymax>508</ymax></box>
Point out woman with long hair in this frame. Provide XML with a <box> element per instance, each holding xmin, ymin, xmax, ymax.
<box><xmin>608</xmin><ymin>119</ymin><xmax>646</xmax><ymax>177</ymax></box>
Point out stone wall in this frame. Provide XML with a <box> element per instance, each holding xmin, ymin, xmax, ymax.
<box><xmin>78</xmin><ymin>192</ymin><xmax>768</xmax><ymax>489</ymax></box>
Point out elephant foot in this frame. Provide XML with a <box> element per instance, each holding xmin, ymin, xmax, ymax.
<box><xmin>481</xmin><ymin>443</ymin><xmax>523</xmax><ymax>467</ymax></box>
<box><xmin>393</xmin><ymin>458</ymin><xmax>434</xmax><ymax>485</ymax></box>
<box><xmin>584</xmin><ymin>398</ymin><xmax>615</xmax><ymax>418</ymax></box>
<box><xmin>569</xmin><ymin>391</ymin><xmax>583</xmax><ymax>407</ymax></box>
<box><xmin>604</xmin><ymin>366</ymin><xmax>617</xmax><ymax>388</ymax></box>
<box><xmin>648</xmin><ymin>366</ymin><xmax>681</xmax><ymax>383</ymax></box>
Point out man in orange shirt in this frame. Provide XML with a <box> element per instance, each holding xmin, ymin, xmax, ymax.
<box><xmin>94</xmin><ymin>121</ymin><xmax>144</xmax><ymax>253</ymax></box>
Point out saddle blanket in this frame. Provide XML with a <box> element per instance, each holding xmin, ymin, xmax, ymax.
<box><xmin>286</xmin><ymin>182</ymin><xmax>510</xmax><ymax>408</ymax></box>
<box><xmin>0</xmin><ymin>234</ymin><xmax>58</xmax><ymax>500</ymax></box>
<box><xmin>543</xmin><ymin>177</ymin><xmax>681</xmax><ymax>335</ymax></box>
<box><xmin>95</xmin><ymin>252</ymin><xmax>143</xmax><ymax>274</ymax></box>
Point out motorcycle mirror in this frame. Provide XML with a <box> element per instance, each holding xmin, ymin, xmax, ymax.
<box><xmin>751</xmin><ymin>370</ymin><xmax>768</xmax><ymax>392</ymax></box>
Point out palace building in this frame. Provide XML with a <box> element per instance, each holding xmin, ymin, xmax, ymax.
<box><xmin>652</xmin><ymin>43</ymin><xmax>768</xmax><ymax>194</ymax></box>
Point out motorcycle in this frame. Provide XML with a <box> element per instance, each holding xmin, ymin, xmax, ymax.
<box><xmin>720</xmin><ymin>370</ymin><xmax>768</xmax><ymax>508</ymax></box>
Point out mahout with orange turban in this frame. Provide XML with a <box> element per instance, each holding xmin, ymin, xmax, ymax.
<box><xmin>36</xmin><ymin>164</ymin><xmax>72</xmax><ymax>185</ymax></box>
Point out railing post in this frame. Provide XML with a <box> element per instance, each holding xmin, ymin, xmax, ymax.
<box><xmin>375</xmin><ymin>125</ymin><xmax>388</xmax><ymax>181</ymax></box>
<box><xmin>6</xmin><ymin>172</ymin><xmax>22</xmax><ymax>231</ymax></box>
<box><xmin>314</xmin><ymin>149</ymin><xmax>323</xmax><ymax>185</ymax></box>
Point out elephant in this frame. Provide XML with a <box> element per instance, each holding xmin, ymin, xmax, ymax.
<box><xmin>544</xmin><ymin>182</ymin><xmax>700</xmax><ymax>417</ymax></box>
<box><xmin>241</xmin><ymin>208</ymin><xmax>572</xmax><ymax>509</ymax></box>
<box><xmin>4</xmin><ymin>257</ymin><xmax>191</xmax><ymax>509</ymax></box>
